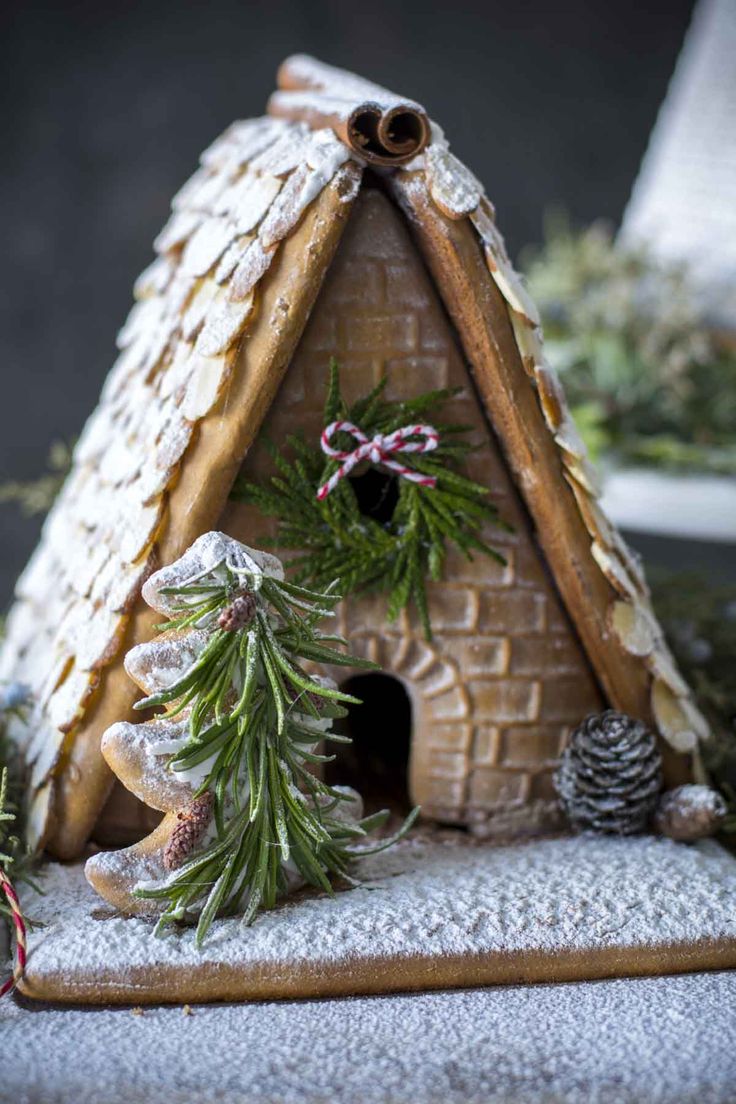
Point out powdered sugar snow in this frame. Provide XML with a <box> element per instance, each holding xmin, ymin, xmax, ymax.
<box><xmin>14</xmin><ymin>832</ymin><xmax>736</xmax><ymax>1005</ymax></box>
<box><xmin>5</xmin><ymin>833</ymin><xmax>736</xmax><ymax>1101</ymax></box>
<box><xmin>2</xmin><ymin>971</ymin><xmax>736</xmax><ymax>1103</ymax></box>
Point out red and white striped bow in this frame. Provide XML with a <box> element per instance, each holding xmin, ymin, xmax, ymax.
<box><xmin>316</xmin><ymin>420</ymin><xmax>439</xmax><ymax>501</ymax></box>
<box><xmin>0</xmin><ymin>869</ymin><xmax>26</xmax><ymax>997</ymax></box>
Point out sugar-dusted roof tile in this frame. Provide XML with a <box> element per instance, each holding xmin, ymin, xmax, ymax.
<box><xmin>1</xmin><ymin>116</ymin><xmax>358</xmax><ymax>847</ymax></box>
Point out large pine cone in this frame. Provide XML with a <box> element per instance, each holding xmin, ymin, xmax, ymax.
<box><xmin>555</xmin><ymin>710</ymin><xmax>663</xmax><ymax>835</ymax></box>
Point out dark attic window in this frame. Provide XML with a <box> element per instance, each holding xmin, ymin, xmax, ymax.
<box><xmin>348</xmin><ymin>468</ymin><xmax>400</xmax><ymax>524</ymax></box>
<box><xmin>326</xmin><ymin>672</ymin><xmax>412</xmax><ymax>818</ymax></box>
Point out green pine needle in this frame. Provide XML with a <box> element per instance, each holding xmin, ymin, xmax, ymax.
<box><xmin>232</xmin><ymin>360</ymin><xmax>511</xmax><ymax>639</ymax></box>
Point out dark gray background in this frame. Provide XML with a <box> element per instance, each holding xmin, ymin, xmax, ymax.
<box><xmin>0</xmin><ymin>0</ymin><xmax>696</xmax><ymax>603</ymax></box>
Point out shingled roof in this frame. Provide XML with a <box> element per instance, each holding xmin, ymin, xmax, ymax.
<box><xmin>0</xmin><ymin>56</ymin><xmax>708</xmax><ymax>858</ymax></box>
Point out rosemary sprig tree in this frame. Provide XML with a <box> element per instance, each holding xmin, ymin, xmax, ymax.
<box><xmin>233</xmin><ymin>361</ymin><xmax>511</xmax><ymax>639</ymax></box>
<box><xmin>133</xmin><ymin>541</ymin><xmax>417</xmax><ymax>942</ymax></box>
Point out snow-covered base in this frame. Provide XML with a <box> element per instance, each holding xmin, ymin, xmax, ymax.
<box><xmin>17</xmin><ymin>833</ymin><xmax>736</xmax><ymax>1005</ymax></box>
<box><xmin>5</xmin><ymin>972</ymin><xmax>736</xmax><ymax>1103</ymax></box>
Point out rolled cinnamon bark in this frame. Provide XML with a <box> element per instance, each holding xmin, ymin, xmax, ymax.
<box><xmin>268</xmin><ymin>54</ymin><xmax>430</xmax><ymax>167</ymax></box>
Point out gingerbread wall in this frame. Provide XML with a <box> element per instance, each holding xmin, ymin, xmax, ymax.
<box><xmin>223</xmin><ymin>185</ymin><xmax>602</xmax><ymax>836</ymax></box>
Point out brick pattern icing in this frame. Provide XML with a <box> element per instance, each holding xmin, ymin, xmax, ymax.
<box><xmin>224</xmin><ymin>190</ymin><xmax>603</xmax><ymax>835</ymax></box>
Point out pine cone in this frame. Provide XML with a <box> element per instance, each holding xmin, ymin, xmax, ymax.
<box><xmin>218</xmin><ymin>591</ymin><xmax>257</xmax><ymax>632</ymax></box>
<box><xmin>653</xmin><ymin>784</ymin><xmax>727</xmax><ymax>841</ymax></box>
<box><xmin>163</xmin><ymin>792</ymin><xmax>214</xmax><ymax>871</ymax></box>
<box><xmin>555</xmin><ymin>710</ymin><xmax>663</xmax><ymax>835</ymax></box>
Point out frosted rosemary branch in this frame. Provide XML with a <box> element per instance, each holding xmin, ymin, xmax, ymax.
<box><xmin>134</xmin><ymin>562</ymin><xmax>417</xmax><ymax>942</ymax></box>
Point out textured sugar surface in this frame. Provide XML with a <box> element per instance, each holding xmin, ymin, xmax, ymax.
<box><xmin>18</xmin><ymin>835</ymin><xmax>736</xmax><ymax>989</ymax></box>
<box><xmin>2</xmin><ymin>972</ymin><xmax>735</xmax><ymax>1103</ymax></box>
<box><xmin>276</xmin><ymin>54</ymin><xmax>426</xmax><ymax>112</ymax></box>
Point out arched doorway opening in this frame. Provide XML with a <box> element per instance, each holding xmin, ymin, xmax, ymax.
<box><xmin>348</xmin><ymin>468</ymin><xmax>400</xmax><ymax>524</ymax></box>
<box><xmin>325</xmin><ymin>672</ymin><xmax>412</xmax><ymax>818</ymax></box>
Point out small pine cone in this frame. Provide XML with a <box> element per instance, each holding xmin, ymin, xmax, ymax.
<box><xmin>653</xmin><ymin>784</ymin><xmax>727</xmax><ymax>842</ymax></box>
<box><xmin>163</xmin><ymin>792</ymin><xmax>214</xmax><ymax>871</ymax></box>
<box><xmin>218</xmin><ymin>591</ymin><xmax>257</xmax><ymax>632</ymax></box>
<box><xmin>555</xmin><ymin>710</ymin><xmax>663</xmax><ymax>835</ymax></box>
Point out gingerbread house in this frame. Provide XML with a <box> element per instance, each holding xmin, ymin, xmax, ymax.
<box><xmin>0</xmin><ymin>56</ymin><xmax>707</xmax><ymax>861</ymax></box>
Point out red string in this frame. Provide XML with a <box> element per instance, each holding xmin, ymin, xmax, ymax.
<box><xmin>316</xmin><ymin>420</ymin><xmax>439</xmax><ymax>501</ymax></box>
<box><xmin>0</xmin><ymin>868</ymin><xmax>27</xmax><ymax>997</ymax></box>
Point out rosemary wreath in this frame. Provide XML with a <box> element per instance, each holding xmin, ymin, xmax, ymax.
<box><xmin>133</xmin><ymin>558</ymin><xmax>416</xmax><ymax>942</ymax></box>
<box><xmin>234</xmin><ymin>361</ymin><xmax>510</xmax><ymax>639</ymax></box>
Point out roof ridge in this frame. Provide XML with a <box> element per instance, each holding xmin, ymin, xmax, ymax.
<box><xmin>269</xmin><ymin>55</ymin><xmax>430</xmax><ymax>167</ymax></box>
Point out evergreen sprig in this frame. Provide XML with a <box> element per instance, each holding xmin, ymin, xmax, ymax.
<box><xmin>0</xmin><ymin>439</ymin><xmax>73</xmax><ymax>517</ymax></box>
<box><xmin>523</xmin><ymin>214</ymin><xmax>736</xmax><ymax>475</ymax></box>
<box><xmin>0</xmin><ymin>684</ymin><xmax>38</xmax><ymax>924</ymax></box>
<box><xmin>233</xmin><ymin>361</ymin><xmax>511</xmax><ymax>639</ymax></box>
<box><xmin>134</xmin><ymin>559</ymin><xmax>417</xmax><ymax>942</ymax></box>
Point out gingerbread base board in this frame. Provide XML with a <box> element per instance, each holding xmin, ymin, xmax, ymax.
<box><xmin>18</xmin><ymin>834</ymin><xmax>736</xmax><ymax>1004</ymax></box>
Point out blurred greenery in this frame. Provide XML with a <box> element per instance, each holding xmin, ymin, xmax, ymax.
<box><xmin>523</xmin><ymin>215</ymin><xmax>736</xmax><ymax>475</ymax></box>
<box><xmin>0</xmin><ymin>684</ymin><xmax>38</xmax><ymax>917</ymax></box>
<box><xmin>0</xmin><ymin>440</ymin><xmax>72</xmax><ymax>517</ymax></box>
<box><xmin>650</xmin><ymin>571</ymin><xmax>736</xmax><ymax>826</ymax></box>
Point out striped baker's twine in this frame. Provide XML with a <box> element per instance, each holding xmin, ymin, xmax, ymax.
<box><xmin>0</xmin><ymin>868</ymin><xmax>26</xmax><ymax>997</ymax></box>
<box><xmin>316</xmin><ymin>420</ymin><xmax>439</xmax><ymax>501</ymax></box>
